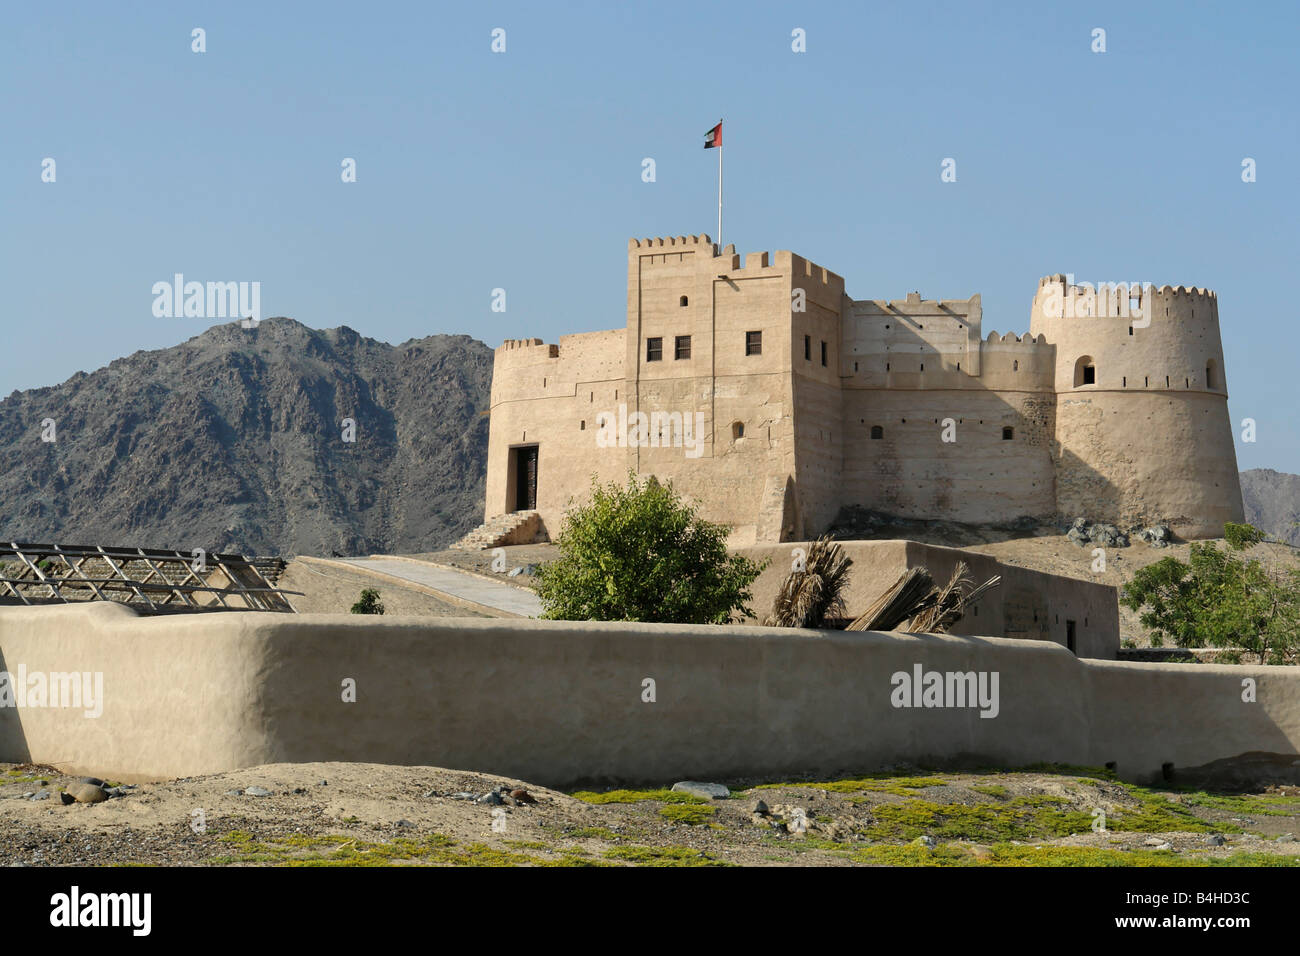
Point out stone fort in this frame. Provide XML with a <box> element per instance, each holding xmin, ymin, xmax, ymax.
<box><xmin>484</xmin><ymin>234</ymin><xmax>1243</xmax><ymax>545</ymax></box>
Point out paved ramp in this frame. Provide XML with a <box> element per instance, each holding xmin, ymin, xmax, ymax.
<box><xmin>336</xmin><ymin>557</ymin><xmax>543</xmax><ymax>618</ymax></box>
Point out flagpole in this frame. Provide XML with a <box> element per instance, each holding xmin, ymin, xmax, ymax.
<box><xmin>717</xmin><ymin>119</ymin><xmax>723</xmax><ymax>249</ymax></box>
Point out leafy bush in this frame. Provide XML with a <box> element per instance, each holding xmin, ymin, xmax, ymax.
<box><xmin>350</xmin><ymin>588</ymin><xmax>385</xmax><ymax>615</ymax></box>
<box><xmin>1223</xmin><ymin>522</ymin><xmax>1266</xmax><ymax>550</ymax></box>
<box><xmin>1121</xmin><ymin>542</ymin><xmax>1300</xmax><ymax>664</ymax></box>
<box><xmin>533</xmin><ymin>472</ymin><xmax>767</xmax><ymax>623</ymax></box>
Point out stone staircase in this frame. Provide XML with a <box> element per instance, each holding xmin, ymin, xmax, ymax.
<box><xmin>450</xmin><ymin>511</ymin><xmax>542</xmax><ymax>551</ymax></box>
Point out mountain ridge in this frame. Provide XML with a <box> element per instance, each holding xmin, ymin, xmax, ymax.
<box><xmin>0</xmin><ymin>317</ymin><xmax>493</xmax><ymax>556</ymax></box>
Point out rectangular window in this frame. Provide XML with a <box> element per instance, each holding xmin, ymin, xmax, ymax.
<box><xmin>675</xmin><ymin>335</ymin><xmax>691</xmax><ymax>360</ymax></box>
<box><xmin>646</xmin><ymin>337</ymin><xmax>662</xmax><ymax>362</ymax></box>
<box><xmin>804</xmin><ymin>335</ymin><xmax>811</xmax><ymax>360</ymax></box>
<box><xmin>745</xmin><ymin>331</ymin><xmax>762</xmax><ymax>356</ymax></box>
<box><xmin>820</xmin><ymin>341</ymin><xmax>827</xmax><ymax>367</ymax></box>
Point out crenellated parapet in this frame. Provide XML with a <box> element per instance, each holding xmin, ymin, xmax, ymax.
<box><xmin>628</xmin><ymin>233</ymin><xmax>714</xmax><ymax>249</ymax></box>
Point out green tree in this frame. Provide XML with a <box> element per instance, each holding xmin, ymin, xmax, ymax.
<box><xmin>350</xmin><ymin>588</ymin><xmax>385</xmax><ymax>615</ymax></box>
<box><xmin>533</xmin><ymin>472</ymin><xmax>767</xmax><ymax>624</ymax></box>
<box><xmin>1121</xmin><ymin>542</ymin><xmax>1300</xmax><ymax>664</ymax></box>
<box><xmin>1224</xmin><ymin>521</ymin><xmax>1266</xmax><ymax>550</ymax></box>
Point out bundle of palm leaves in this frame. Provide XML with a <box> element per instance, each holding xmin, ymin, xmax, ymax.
<box><xmin>847</xmin><ymin>561</ymin><xmax>1000</xmax><ymax>634</ymax></box>
<box><xmin>763</xmin><ymin>535</ymin><xmax>853</xmax><ymax>628</ymax></box>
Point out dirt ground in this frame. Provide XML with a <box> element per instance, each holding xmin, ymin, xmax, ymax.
<box><xmin>4</xmin><ymin>761</ymin><xmax>1298</xmax><ymax>867</ymax></box>
<box><xmin>276</xmin><ymin>559</ymin><xmax>490</xmax><ymax>617</ymax></box>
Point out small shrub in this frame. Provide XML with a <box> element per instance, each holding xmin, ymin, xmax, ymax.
<box><xmin>533</xmin><ymin>471</ymin><xmax>767</xmax><ymax>624</ymax></box>
<box><xmin>350</xmin><ymin>588</ymin><xmax>385</xmax><ymax>615</ymax></box>
<box><xmin>1224</xmin><ymin>522</ymin><xmax>1266</xmax><ymax>550</ymax></box>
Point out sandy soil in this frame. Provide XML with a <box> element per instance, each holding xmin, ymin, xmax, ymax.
<box><xmin>4</xmin><ymin>761</ymin><xmax>1298</xmax><ymax>867</ymax></box>
<box><xmin>277</xmin><ymin>559</ymin><xmax>490</xmax><ymax>617</ymax></box>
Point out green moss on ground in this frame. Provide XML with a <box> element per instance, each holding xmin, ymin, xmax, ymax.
<box><xmin>603</xmin><ymin>846</ymin><xmax>732</xmax><ymax>867</ymax></box>
<box><xmin>659</xmin><ymin>804</ymin><xmax>717</xmax><ymax>825</ymax></box>
<box><xmin>570</xmin><ymin>788</ymin><xmax>708</xmax><ymax>805</ymax></box>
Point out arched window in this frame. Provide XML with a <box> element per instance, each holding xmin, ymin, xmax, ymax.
<box><xmin>1002</xmin><ymin>426</ymin><xmax>1014</xmax><ymax>440</ymax></box>
<box><xmin>870</xmin><ymin>425</ymin><xmax>884</xmax><ymax>440</ymax></box>
<box><xmin>679</xmin><ymin>295</ymin><xmax>688</xmax><ymax>307</ymax></box>
<box><xmin>732</xmin><ymin>421</ymin><xmax>744</xmax><ymax>440</ymax></box>
<box><xmin>1073</xmin><ymin>355</ymin><xmax>1096</xmax><ymax>387</ymax></box>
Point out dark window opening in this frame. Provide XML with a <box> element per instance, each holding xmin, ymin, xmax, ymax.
<box><xmin>745</xmin><ymin>331</ymin><xmax>762</xmax><ymax>355</ymax></box>
<box><xmin>646</xmin><ymin>337</ymin><xmax>662</xmax><ymax>362</ymax></box>
<box><xmin>1002</xmin><ymin>426</ymin><xmax>1014</xmax><ymax>440</ymax></box>
<box><xmin>1066</xmin><ymin>620</ymin><xmax>1077</xmax><ymax>655</ymax></box>
<box><xmin>820</xmin><ymin>341</ymin><xmax>827</xmax><ymax>366</ymax></box>
<box><xmin>1014</xmin><ymin>359</ymin><xmax>1019</xmax><ymax>371</ymax></box>
<box><xmin>675</xmin><ymin>335</ymin><xmax>691</xmax><ymax>360</ymax></box>
<box><xmin>804</xmin><ymin>335</ymin><xmax>811</xmax><ymax>360</ymax></box>
<box><xmin>679</xmin><ymin>295</ymin><xmax>688</xmax><ymax>307</ymax></box>
<box><xmin>580</xmin><ymin>421</ymin><xmax>585</xmax><ymax>430</ymax></box>
<box><xmin>870</xmin><ymin>425</ymin><xmax>883</xmax><ymax>439</ymax></box>
<box><xmin>1074</xmin><ymin>356</ymin><xmax>1096</xmax><ymax>387</ymax></box>
<box><xmin>732</xmin><ymin>421</ymin><xmax>744</xmax><ymax>440</ymax></box>
<box><xmin>1206</xmin><ymin>364</ymin><xmax>1216</xmax><ymax>389</ymax></box>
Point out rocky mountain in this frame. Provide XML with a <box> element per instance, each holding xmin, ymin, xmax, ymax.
<box><xmin>1240</xmin><ymin>469</ymin><xmax>1300</xmax><ymax>547</ymax></box>
<box><xmin>0</xmin><ymin>318</ymin><xmax>493</xmax><ymax>556</ymax></box>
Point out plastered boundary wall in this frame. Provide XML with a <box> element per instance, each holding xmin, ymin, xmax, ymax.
<box><xmin>1</xmin><ymin>602</ymin><xmax>1295</xmax><ymax>787</ymax></box>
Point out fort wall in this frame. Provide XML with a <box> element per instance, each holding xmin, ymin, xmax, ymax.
<box><xmin>2</xmin><ymin>603</ymin><xmax>1292</xmax><ymax>788</ymax></box>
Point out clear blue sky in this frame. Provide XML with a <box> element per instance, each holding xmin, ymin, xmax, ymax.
<box><xmin>3</xmin><ymin>0</ymin><xmax>1296</xmax><ymax>470</ymax></box>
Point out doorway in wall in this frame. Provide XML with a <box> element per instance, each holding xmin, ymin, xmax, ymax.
<box><xmin>1066</xmin><ymin>620</ymin><xmax>1077</xmax><ymax>655</ymax></box>
<box><xmin>511</xmin><ymin>445</ymin><xmax>538</xmax><ymax>512</ymax></box>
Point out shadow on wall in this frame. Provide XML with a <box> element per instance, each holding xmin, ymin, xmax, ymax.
<box><xmin>0</xmin><ymin>645</ymin><xmax>34</xmax><ymax>764</ymax></box>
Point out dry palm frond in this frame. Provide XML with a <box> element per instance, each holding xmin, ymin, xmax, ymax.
<box><xmin>848</xmin><ymin>561</ymin><xmax>1002</xmax><ymax>634</ymax></box>
<box><xmin>845</xmin><ymin>566</ymin><xmax>935</xmax><ymax>631</ymax></box>
<box><xmin>764</xmin><ymin>535</ymin><xmax>853</xmax><ymax>628</ymax></box>
<box><xmin>906</xmin><ymin>562</ymin><xmax>1001</xmax><ymax>634</ymax></box>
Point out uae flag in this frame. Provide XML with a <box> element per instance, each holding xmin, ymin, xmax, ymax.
<box><xmin>703</xmin><ymin>121</ymin><xmax>722</xmax><ymax>149</ymax></box>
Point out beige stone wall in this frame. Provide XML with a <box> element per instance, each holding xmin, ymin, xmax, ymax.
<box><xmin>3</xmin><ymin>603</ymin><xmax>1295</xmax><ymax>788</ymax></box>
<box><xmin>485</xmin><ymin>330</ymin><xmax>627</xmax><ymax>531</ymax></box>
<box><xmin>839</xmin><ymin>389</ymin><xmax>1058</xmax><ymax>523</ymax></box>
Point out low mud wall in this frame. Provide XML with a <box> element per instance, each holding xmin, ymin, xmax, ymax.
<box><xmin>0</xmin><ymin>602</ymin><xmax>1293</xmax><ymax>786</ymax></box>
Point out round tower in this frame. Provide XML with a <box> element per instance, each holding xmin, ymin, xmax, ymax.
<box><xmin>1029</xmin><ymin>275</ymin><xmax>1243</xmax><ymax>539</ymax></box>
